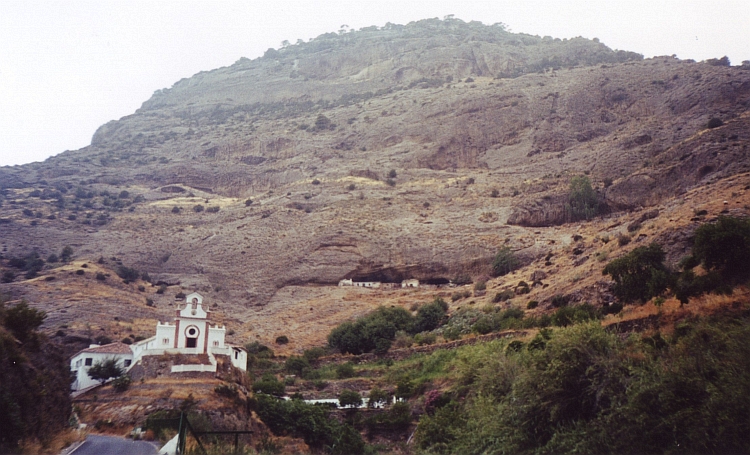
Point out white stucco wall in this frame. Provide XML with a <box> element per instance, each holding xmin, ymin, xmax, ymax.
<box><xmin>230</xmin><ymin>348</ymin><xmax>247</xmax><ymax>370</ymax></box>
<box><xmin>208</xmin><ymin>326</ymin><xmax>225</xmax><ymax>350</ymax></box>
<box><xmin>155</xmin><ymin>323</ymin><xmax>176</xmax><ymax>349</ymax></box>
<box><xmin>176</xmin><ymin>319</ymin><xmax>207</xmax><ymax>352</ymax></box>
<box><xmin>70</xmin><ymin>351</ymin><xmax>133</xmax><ymax>391</ymax></box>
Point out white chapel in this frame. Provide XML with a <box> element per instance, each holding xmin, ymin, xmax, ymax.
<box><xmin>71</xmin><ymin>292</ymin><xmax>247</xmax><ymax>392</ymax></box>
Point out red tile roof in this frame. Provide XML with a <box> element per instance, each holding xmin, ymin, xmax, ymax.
<box><xmin>81</xmin><ymin>342</ymin><xmax>133</xmax><ymax>355</ymax></box>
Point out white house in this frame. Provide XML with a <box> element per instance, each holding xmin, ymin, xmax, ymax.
<box><xmin>338</xmin><ymin>279</ymin><xmax>381</xmax><ymax>288</ymax></box>
<box><xmin>401</xmin><ymin>279</ymin><xmax>419</xmax><ymax>288</ymax></box>
<box><xmin>70</xmin><ymin>292</ymin><xmax>247</xmax><ymax>392</ymax></box>
<box><xmin>70</xmin><ymin>342</ymin><xmax>134</xmax><ymax>391</ymax></box>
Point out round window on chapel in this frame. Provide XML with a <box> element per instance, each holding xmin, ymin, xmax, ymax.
<box><xmin>188</xmin><ymin>328</ymin><xmax>197</xmax><ymax>336</ymax></box>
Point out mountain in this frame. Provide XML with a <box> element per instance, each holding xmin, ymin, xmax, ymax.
<box><xmin>1</xmin><ymin>17</ymin><xmax>749</xmax><ymax>350</ymax></box>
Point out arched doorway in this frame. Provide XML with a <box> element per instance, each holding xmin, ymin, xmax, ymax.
<box><xmin>185</xmin><ymin>325</ymin><xmax>199</xmax><ymax>348</ymax></box>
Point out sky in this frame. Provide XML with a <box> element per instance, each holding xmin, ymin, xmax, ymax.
<box><xmin>1</xmin><ymin>0</ymin><xmax>748</xmax><ymax>167</ymax></box>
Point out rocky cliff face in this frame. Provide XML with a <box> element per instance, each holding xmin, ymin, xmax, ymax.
<box><xmin>1</xmin><ymin>18</ymin><xmax>749</xmax><ymax>323</ymax></box>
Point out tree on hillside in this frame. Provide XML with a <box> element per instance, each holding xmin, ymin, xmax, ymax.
<box><xmin>602</xmin><ymin>243</ymin><xmax>670</xmax><ymax>303</ymax></box>
<box><xmin>492</xmin><ymin>246</ymin><xmax>519</xmax><ymax>277</ymax></box>
<box><xmin>692</xmin><ymin>216</ymin><xmax>750</xmax><ymax>281</ymax></box>
<box><xmin>566</xmin><ymin>176</ymin><xmax>600</xmax><ymax>221</ymax></box>
<box><xmin>3</xmin><ymin>301</ymin><xmax>46</xmax><ymax>343</ymax></box>
<box><xmin>87</xmin><ymin>358</ymin><xmax>124</xmax><ymax>385</ymax></box>
<box><xmin>60</xmin><ymin>245</ymin><xmax>73</xmax><ymax>262</ymax></box>
<box><xmin>413</xmin><ymin>298</ymin><xmax>448</xmax><ymax>333</ymax></box>
<box><xmin>339</xmin><ymin>390</ymin><xmax>363</xmax><ymax>408</ymax></box>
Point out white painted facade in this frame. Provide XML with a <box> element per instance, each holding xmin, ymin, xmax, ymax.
<box><xmin>70</xmin><ymin>343</ymin><xmax>134</xmax><ymax>391</ymax></box>
<box><xmin>401</xmin><ymin>279</ymin><xmax>419</xmax><ymax>288</ymax></box>
<box><xmin>70</xmin><ymin>292</ymin><xmax>247</xmax><ymax>392</ymax></box>
<box><xmin>338</xmin><ymin>279</ymin><xmax>382</xmax><ymax>288</ymax></box>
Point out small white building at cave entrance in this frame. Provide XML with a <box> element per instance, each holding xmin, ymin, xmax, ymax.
<box><xmin>70</xmin><ymin>292</ymin><xmax>246</xmax><ymax>392</ymax></box>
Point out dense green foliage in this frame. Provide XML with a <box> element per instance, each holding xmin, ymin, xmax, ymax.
<box><xmin>338</xmin><ymin>389</ymin><xmax>363</xmax><ymax>408</ymax></box>
<box><xmin>256</xmin><ymin>395</ymin><xmax>364</xmax><ymax>454</ymax></box>
<box><xmin>327</xmin><ymin>298</ymin><xmax>452</xmax><ymax>354</ymax></box>
<box><xmin>0</xmin><ymin>297</ymin><xmax>71</xmax><ymax>451</ymax></box>
<box><xmin>327</xmin><ymin>306</ymin><xmax>414</xmax><ymax>355</ymax></box>
<box><xmin>87</xmin><ymin>358</ymin><xmax>125</xmax><ymax>384</ymax></box>
<box><xmin>692</xmin><ymin>216</ymin><xmax>750</xmax><ymax>280</ymax></box>
<box><xmin>413</xmin><ymin>298</ymin><xmax>448</xmax><ymax>334</ymax></box>
<box><xmin>602</xmin><ymin>243</ymin><xmax>670</xmax><ymax>303</ymax></box>
<box><xmin>491</xmin><ymin>246</ymin><xmax>519</xmax><ymax>277</ymax></box>
<box><xmin>4</xmin><ymin>301</ymin><xmax>47</xmax><ymax>343</ymax></box>
<box><xmin>251</xmin><ymin>374</ymin><xmax>286</xmax><ymax>397</ymax></box>
<box><xmin>364</xmin><ymin>402</ymin><xmax>412</xmax><ymax>433</ymax></box>
<box><xmin>7</xmin><ymin>252</ymin><xmax>45</xmax><ymax>279</ymax></box>
<box><xmin>566</xmin><ymin>175</ymin><xmax>601</xmax><ymax>221</ymax></box>
<box><xmin>284</xmin><ymin>355</ymin><xmax>310</xmax><ymax>376</ymax></box>
<box><xmin>415</xmin><ymin>318</ymin><xmax>750</xmax><ymax>454</ymax></box>
<box><xmin>116</xmin><ymin>265</ymin><xmax>140</xmax><ymax>282</ymax></box>
<box><xmin>602</xmin><ymin>217</ymin><xmax>750</xmax><ymax>305</ymax></box>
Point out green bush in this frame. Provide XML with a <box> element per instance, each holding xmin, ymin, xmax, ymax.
<box><xmin>284</xmin><ymin>356</ymin><xmax>310</xmax><ymax>376</ymax></box>
<box><xmin>256</xmin><ymin>394</ymin><xmax>364</xmax><ymax>454</ymax></box>
<box><xmin>365</xmin><ymin>402</ymin><xmax>411</xmax><ymax>432</ymax></box>
<box><xmin>491</xmin><ymin>247</ymin><xmax>519</xmax><ymax>276</ymax></box>
<box><xmin>336</xmin><ymin>362</ymin><xmax>356</xmax><ymax>379</ymax></box>
<box><xmin>245</xmin><ymin>341</ymin><xmax>274</xmax><ymax>358</ymax></box>
<box><xmin>692</xmin><ymin>216</ymin><xmax>750</xmax><ymax>281</ymax></box>
<box><xmin>328</xmin><ymin>306</ymin><xmax>414</xmax><ymax>355</ymax></box>
<box><xmin>452</xmin><ymin>290</ymin><xmax>471</xmax><ymax>302</ymax></box>
<box><xmin>413</xmin><ymin>298</ymin><xmax>448</xmax><ymax>334</ymax></box>
<box><xmin>302</xmin><ymin>347</ymin><xmax>327</xmax><ymax>362</ymax></box>
<box><xmin>493</xmin><ymin>289</ymin><xmax>515</xmax><ymax>303</ymax></box>
<box><xmin>551</xmin><ymin>303</ymin><xmax>600</xmax><ymax>327</ymax></box>
<box><xmin>414</xmin><ymin>332</ymin><xmax>437</xmax><ymax>345</ymax></box>
<box><xmin>112</xmin><ymin>375</ymin><xmax>131</xmax><ymax>392</ymax></box>
<box><xmin>116</xmin><ymin>265</ymin><xmax>139</xmax><ymax>282</ymax></box>
<box><xmin>275</xmin><ymin>335</ymin><xmax>289</xmax><ymax>344</ymax></box>
<box><xmin>313</xmin><ymin>114</ymin><xmax>333</xmax><ymax>131</ymax></box>
<box><xmin>566</xmin><ymin>175</ymin><xmax>600</xmax><ymax>221</ymax></box>
<box><xmin>338</xmin><ymin>389</ymin><xmax>362</xmax><ymax>408</ymax></box>
<box><xmin>452</xmin><ymin>274</ymin><xmax>472</xmax><ymax>286</ymax></box>
<box><xmin>252</xmin><ymin>376</ymin><xmax>285</xmax><ymax>397</ymax></box>
<box><xmin>4</xmin><ymin>301</ymin><xmax>46</xmax><ymax>343</ymax></box>
<box><xmin>603</xmin><ymin>242</ymin><xmax>670</xmax><ymax>303</ymax></box>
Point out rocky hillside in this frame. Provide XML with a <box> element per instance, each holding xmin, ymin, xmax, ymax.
<box><xmin>0</xmin><ymin>17</ymin><xmax>749</xmax><ymax>345</ymax></box>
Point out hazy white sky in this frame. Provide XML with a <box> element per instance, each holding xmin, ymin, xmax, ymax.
<box><xmin>1</xmin><ymin>0</ymin><xmax>748</xmax><ymax>167</ymax></box>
